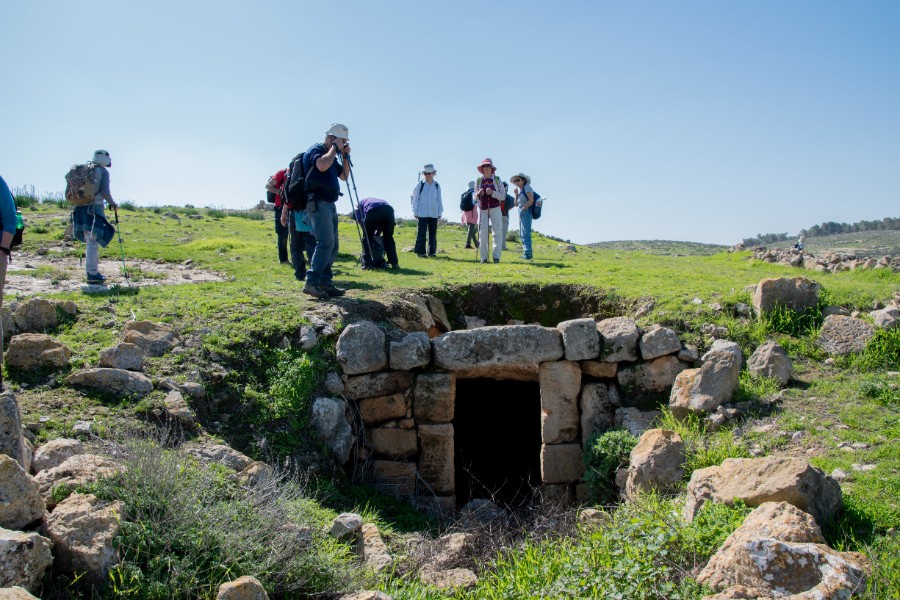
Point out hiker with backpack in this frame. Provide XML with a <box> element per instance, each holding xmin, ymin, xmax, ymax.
<box><xmin>279</xmin><ymin>200</ymin><xmax>317</xmax><ymax>282</ymax></box>
<box><xmin>351</xmin><ymin>197</ymin><xmax>398</xmax><ymax>270</ymax></box>
<box><xmin>500</xmin><ymin>182</ymin><xmax>514</xmax><ymax>251</ymax></box>
<box><xmin>510</xmin><ymin>173</ymin><xmax>536</xmax><ymax>260</ymax></box>
<box><xmin>474</xmin><ymin>158</ymin><xmax>506</xmax><ymax>264</ymax></box>
<box><xmin>300</xmin><ymin>123</ymin><xmax>351</xmax><ymax>299</ymax></box>
<box><xmin>411</xmin><ymin>164</ymin><xmax>443</xmax><ymax>258</ymax></box>
<box><xmin>0</xmin><ymin>175</ymin><xmax>17</xmax><ymax>305</ymax></box>
<box><xmin>460</xmin><ymin>181</ymin><xmax>479</xmax><ymax>249</ymax></box>
<box><xmin>265</xmin><ymin>168</ymin><xmax>290</xmax><ymax>264</ymax></box>
<box><xmin>67</xmin><ymin>150</ymin><xmax>118</xmax><ymax>284</ymax></box>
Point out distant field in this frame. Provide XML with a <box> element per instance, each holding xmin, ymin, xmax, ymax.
<box><xmin>586</xmin><ymin>239</ymin><xmax>727</xmax><ymax>256</ymax></box>
<box><xmin>769</xmin><ymin>230</ymin><xmax>900</xmax><ymax>258</ymax></box>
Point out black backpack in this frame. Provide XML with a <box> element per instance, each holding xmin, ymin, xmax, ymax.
<box><xmin>530</xmin><ymin>191</ymin><xmax>543</xmax><ymax>220</ymax></box>
<box><xmin>282</xmin><ymin>153</ymin><xmax>310</xmax><ymax>210</ymax></box>
<box><xmin>459</xmin><ymin>189</ymin><xmax>474</xmax><ymax>212</ymax></box>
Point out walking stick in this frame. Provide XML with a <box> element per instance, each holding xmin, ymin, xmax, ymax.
<box><xmin>113</xmin><ymin>207</ymin><xmax>130</xmax><ymax>283</ymax></box>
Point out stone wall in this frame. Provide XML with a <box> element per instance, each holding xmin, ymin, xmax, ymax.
<box><xmin>337</xmin><ymin>317</ymin><xmax>698</xmax><ymax>516</ymax></box>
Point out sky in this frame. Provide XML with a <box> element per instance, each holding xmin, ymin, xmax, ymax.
<box><xmin>1</xmin><ymin>1</ymin><xmax>898</xmax><ymax>245</ymax></box>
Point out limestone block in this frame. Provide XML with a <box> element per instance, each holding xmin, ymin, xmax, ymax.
<box><xmin>12</xmin><ymin>299</ymin><xmax>58</xmax><ymax>333</ymax></box>
<box><xmin>359</xmin><ymin>393</ymin><xmax>410</xmax><ymax>425</ymax></box>
<box><xmin>44</xmin><ymin>493</ymin><xmax>124</xmax><ymax>583</ymax></box>
<box><xmin>624</xmin><ymin>429</ymin><xmax>685</xmax><ymax>498</ymax></box>
<box><xmin>33</xmin><ymin>454</ymin><xmax>124</xmax><ymax>509</ymax></box>
<box><xmin>344</xmin><ymin>371</ymin><xmax>413</xmax><ymax>401</ymax></box>
<box><xmin>64</xmin><ymin>368</ymin><xmax>153</xmax><ymax>399</ymax></box>
<box><xmin>579</xmin><ymin>383</ymin><xmax>615</xmax><ymax>448</ymax></box>
<box><xmin>818</xmin><ymin>315</ymin><xmax>876</xmax><ymax>355</ymax></box>
<box><xmin>0</xmin><ymin>456</ymin><xmax>44</xmax><ymax>530</ymax></box>
<box><xmin>163</xmin><ymin>391</ymin><xmax>195</xmax><ymax>428</ymax></box>
<box><xmin>336</xmin><ymin>321</ymin><xmax>387</xmax><ymax>375</ymax></box>
<box><xmin>557</xmin><ymin>318</ymin><xmax>600</xmax><ymax>361</ymax></box>
<box><xmin>309</xmin><ymin>397</ymin><xmax>354</xmax><ymax>465</ymax></box>
<box><xmin>580</xmin><ymin>360</ymin><xmax>617</xmax><ymax>378</ymax></box>
<box><xmin>752</xmin><ymin>277</ymin><xmax>820</xmax><ymax>316</ymax></box>
<box><xmin>32</xmin><ymin>438</ymin><xmax>85</xmax><ymax>473</ymax></box>
<box><xmin>0</xmin><ymin>390</ymin><xmax>26</xmax><ymax>468</ymax></box>
<box><xmin>98</xmin><ymin>343</ymin><xmax>145</xmax><ymax>371</ymax></box>
<box><xmin>362</xmin><ymin>523</ymin><xmax>392</xmax><ymax>573</ymax></box>
<box><xmin>123</xmin><ymin>320</ymin><xmax>178</xmax><ymax>356</ymax></box>
<box><xmin>539</xmin><ymin>361</ymin><xmax>580</xmax><ymax>444</ymax></box>
<box><xmin>417</xmin><ymin>424</ymin><xmax>454</xmax><ymax>495</ymax></box>
<box><xmin>596</xmin><ymin>317</ymin><xmax>640</xmax><ymax>362</ymax></box>
<box><xmin>618</xmin><ymin>355</ymin><xmax>686</xmax><ymax>396</ymax></box>
<box><xmin>540</xmin><ymin>443</ymin><xmax>584</xmax><ymax>484</ymax></box>
<box><xmin>638</xmin><ymin>326</ymin><xmax>682</xmax><ymax>360</ymax></box>
<box><xmin>413</xmin><ymin>373</ymin><xmax>455</xmax><ymax>424</ymax></box>
<box><xmin>669</xmin><ymin>343</ymin><xmax>742</xmax><ymax>418</ymax></box>
<box><xmin>371</xmin><ymin>460</ymin><xmax>417</xmax><ymax>498</ymax></box>
<box><xmin>389</xmin><ymin>332</ymin><xmax>432</xmax><ymax>370</ymax></box>
<box><xmin>0</xmin><ymin>527</ymin><xmax>53</xmax><ymax>592</ymax></box>
<box><xmin>431</xmin><ymin>325</ymin><xmax>563</xmax><ymax>378</ymax></box>
<box><xmin>747</xmin><ymin>340</ymin><xmax>792</xmax><ymax>386</ymax></box>
<box><xmin>370</xmin><ymin>428</ymin><xmax>417</xmax><ymax>459</ymax></box>
<box><xmin>4</xmin><ymin>334</ymin><xmax>70</xmax><ymax>371</ymax></box>
<box><xmin>216</xmin><ymin>576</ymin><xmax>270</xmax><ymax>600</ymax></box>
<box><xmin>181</xmin><ymin>443</ymin><xmax>253</xmax><ymax>472</ymax></box>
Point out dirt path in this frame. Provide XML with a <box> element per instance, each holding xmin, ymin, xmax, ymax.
<box><xmin>4</xmin><ymin>251</ymin><xmax>227</xmax><ymax>297</ymax></box>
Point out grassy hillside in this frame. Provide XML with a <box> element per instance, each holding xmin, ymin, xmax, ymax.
<box><xmin>585</xmin><ymin>239</ymin><xmax>727</xmax><ymax>256</ymax></box>
<box><xmin>8</xmin><ymin>201</ymin><xmax>900</xmax><ymax>599</ymax></box>
<box><xmin>769</xmin><ymin>229</ymin><xmax>900</xmax><ymax>258</ymax></box>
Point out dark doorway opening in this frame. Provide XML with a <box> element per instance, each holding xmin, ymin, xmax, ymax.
<box><xmin>454</xmin><ymin>378</ymin><xmax>542</xmax><ymax>508</ymax></box>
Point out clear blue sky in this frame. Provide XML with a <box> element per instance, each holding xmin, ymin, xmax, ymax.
<box><xmin>2</xmin><ymin>1</ymin><xmax>898</xmax><ymax>245</ymax></box>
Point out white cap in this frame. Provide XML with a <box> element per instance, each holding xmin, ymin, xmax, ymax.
<box><xmin>93</xmin><ymin>149</ymin><xmax>111</xmax><ymax>167</ymax></box>
<box><xmin>325</xmin><ymin>123</ymin><xmax>349</xmax><ymax>138</ymax></box>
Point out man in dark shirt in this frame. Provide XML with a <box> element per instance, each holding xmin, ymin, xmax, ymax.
<box><xmin>352</xmin><ymin>197</ymin><xmax>398</xmax><ymax>270</ymax></box>
<box><xmin>301</xmin><ymin>123</ymin><xmax>351</xmax><ymax>299</ymax></box>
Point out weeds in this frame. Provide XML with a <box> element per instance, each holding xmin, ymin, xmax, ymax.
<box><xmin>760</xmin><ymin>304</ymin><xmax>823</xmax><ymax>338</ymax></box>
<box><xmin>850</xmin><ymin>327</ymin><xmax>900</xmax><ymax>371</ymax></box>
<box><xmin>583</xmin><ymin>430</ymin><xmax>638</xmax><ymax>503</ymax></box>
<box><xmin>657</xmin><ymin>410</ymin><xmax>750</xmax><ymax>477</ymax></box>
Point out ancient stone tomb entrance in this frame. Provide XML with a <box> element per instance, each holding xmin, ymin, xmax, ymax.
<box><xmin>453</xmin><ymin>378</ymin><xmax>542</xmax><ymax>507</ymax></box>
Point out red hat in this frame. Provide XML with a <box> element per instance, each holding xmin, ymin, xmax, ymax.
<box><xmin>477</xmin><ymin>158</ymin><xmax>496</xmax><ymax>173</ymax></box>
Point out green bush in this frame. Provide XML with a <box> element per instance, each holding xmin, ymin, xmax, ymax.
<box><xmin>583</xmin><ymin>429</ymin><xmax>638</xmax><ymax>503</ymax></box>
<box><xmin>761</xmin><ymin>304</ymin><xmax>823</xmax><ymax>338</ymax></box>
<box><xmin>851</xmin><ymin>327</ymin><xmax>900</xmax><ymax>371</ymax></box>
<box><xmin>119</xmin><ymin>200</ymin><xmax>138</xmax><ymax>211</ymax></box>
<box><xmin>232</xmin><ymin>210</ymin><xmax>265</xmax><ymax>221</ymax></box>
<box><xmin>12</xmin><ymin>185</ymin><xmax>39</xmax><ymax>208</ymax></box>
<box><xmin>207</xmin><ymin>208</ymin><xmax>227</xmax><ymax>219</ymax></box>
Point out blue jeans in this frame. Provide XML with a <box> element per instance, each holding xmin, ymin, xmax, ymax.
<box><xmin>519</xmin><ymin>207</ymin><xmax>533</xmax><ymax>259</ymax></box>
<box><xmin>306</xmin><ymin>200</ymin><xmax>338</xmax><ymax>286</ymax></box>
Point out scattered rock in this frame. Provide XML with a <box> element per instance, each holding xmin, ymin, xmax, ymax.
<box><xmin>181</xmin><ymin>443</ymin><xmax>253</xmax><ymax>472</ymax></box>
<box><xmin>329</xmin><ymin>513</ymin><xmax>363</xmax><ymax>540</ymax></box>
<box><xmin>0</xmin><ymin>455</ymin><xmax>44</xmax><ymax>530</ymax></box>
<box><xmin>72</xmin><ymin>421</ymin><xmax>92</xmax><ymax>435</ymax></box>
<box><xmin>420</xmin><ymin>567</ymin><xmax>478</xmax><ymax>590</ymax></box>
<box><xmin>0</xmin><ymin>390</ymin><xmax>27</xmax><ymax>469</ymax></box>
<box><xmin>669</xmin><ymin>341</ymin><xmax>742</xmax><ymax>418</ymax></box>
<box><xmin>362</xmin><ymin>523</ymin><xmax>392</xmax><ymax>572</ymax></box>
<box><xmin>4</xmin><ymin>334</ymin><xmax>70</xmax><ymax>370</ymax></box>
<box><xmin>818</xmin><ymin>315</ymin><xmax>876</xmax><ymax>355</ymax></box>
<box><xmin>230</xmin><ymin>461</ymin><xmax>274</xmax><ymax>487</ymax></box>
<box><xmin>163</xmin><ymin>391</ymin><xmax>195</xmax><ymax>428</ymax></box>
<box><xmin>44</xmin><ymin>493</ymin><xmax>124</xmax><ymax>583</ymax></box>
<box><xmin>871</xmin><ymin>307</ymin><xmax>899</xmax><ymax>330</ymax></box>
<box><xmin>752</xmin><ymin>277</ymin><xmax>820</xmax><ymax>316</ymax></box>
<box><xmin>458</xmin><ymin>499</ymin><xmax>508</xmax><ymax>529</ymax></box>
<box><xmin>577</xmin><ymin>507</ymin><xmax>609</xmax><ymax>526</ymax></box>
<box><xmin>0</xmin><ymin>586</ymin><xmax>41</xmax><ymax>599</ymax></box>
<box><xmin>12</xmin><ymin>299</ymin><xmax>58</xmax><ymax>333</ymax></box>
<box><xmin>340</xmin><ymin>593</ymin><xmax>392</xmax><ymax>600</ymax></box>
<box><xmin>97</xmin><ymin>343</ymin><xmax>145</xmax><ymax>371</ymax></box>
<box><xmin>324</xmin><ymin>372</ymin><xmax>345</xmax><ymax>396</ymax></box>
<box><xmin>179</xmin><ymin>382</ymin><xmax>206</xmax><ymax>400</ymax></box>
<box><xmin>32</xmin><ymin>438</ymin><xmax>85</xmax><ymax>473</ymax></box>
<box><xmin>65</xmin><ymin>368</ymin><xmax>153</xmax><ymax>398</ymax></box>
<box><xmin>310</xmin><ymin>397</ymin><xmax>354</xmax><ymax>465</ymax></box>
<box><xmin>831</xmin><ymin>469</ymin><xmax>849</xmax><ymax>482</ymax></box>
<box><xmin>747</xmin><ymin>341</ymin><xmax>792</xmax><ymax>386</ymax></box>
<box><xmin>0</xmin><ymin>527</ymin><xmax>53</xmax><ymax>592</ymax></box>
<box><xmin>624</xmin><ymin>429</ymin><xmax>685</xmax><ymax>499</ymax></box>
<box><xmin>298</xmin><ymin>325</ymin><xmax>318</xmax><ymax>350</ymax></box>
<box><xmin>123</xmin><ymin>320</ymin><xmax>178</xmax><ymax>356</ymax></box>
<box><xmin>33</xmin><ymin>454</ymin><xmax>124</xmax><ymax>509</ymax></box>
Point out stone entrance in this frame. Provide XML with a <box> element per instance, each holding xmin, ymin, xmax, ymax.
<box><xmin>453</xmin><ymin>379</ymin><xmax>542</xmax><ymax>507</ymax></box>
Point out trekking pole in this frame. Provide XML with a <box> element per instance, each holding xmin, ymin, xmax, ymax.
<box><xmin>342</xmin><ymin>155</ymin><xmax>375</xmax><ymax>268</ymax></box>
<box><xmin>113</xmin><ymin>207</ymin><xmax>130</xmax><ymax>283</ymax></box>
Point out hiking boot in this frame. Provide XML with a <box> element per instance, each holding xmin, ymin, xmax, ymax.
<box><xmin>480</xmin><ymin>260</ymin><xmax>488</xmax><ymax>264</ymax></box>
<box><xmin>86</xmin><ymin>273</ymin><xmax>106</xmax><ymax>284</ymax></box>
<box><xmin>321</xmin><ymin>283</ymin><xmax>346</xmax><ymax>297</ymax></box>
<box><xmin>302</xmin><ymin>282</ymin><xmax>329</xmax><ymax>299</ymax></box>
<box><xmin>493</xmin><ymin>259</ymin><xmax>500</xmax><ymax>263</ymax></box>
<box><xmin>464</xmin><ymin>245</ymin><xmax>473</xmax><ymax>249</ymax></box>
<box><xmin>416</xmin><ymin>254</ymin><xmax>428</xmax><ymax>258</ymax></box>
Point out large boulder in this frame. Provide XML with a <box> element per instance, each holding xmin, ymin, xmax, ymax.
<box><xmin>624</xmin><ymin>429</ymin><xmax>685</xmax><ymax>498</ymax></box>
<box><xmin>0</xmin><ymin>390</ymin><xmax>27</xmax><ymax>469</ymax></box>
<box><xmin>65</xmin><ymin>368</ymin><xmax>153</xmax><ymax>398</ymax></box>
<box><xmin>216</xmin><ymin>576</ymin><xmax>270</xmax><ymax>600</ymax></box>
<box><xmin>389</xmin><ymin>332</ymin><xmax>431</xmax><ymax>370</ymax></box>
<box><xmin>638</xmin><ymin>326</ymin><xmax>682</xmax><ymax>360</ymax></box>
<box><xmin>4</xmin><ymin>334</ymin><xmax>70</xmax><ymax>371</ymax></box>
<box><xmin>43</xmin><ymin>493</ymin><xmax>124</xmax><ymax>584</ymax></box>
<box><xmin>98</xmin><ymin>343</ymin><xmax>145</xmax><ymax>371</ymax></box>
<box><xmin>336</xmin><ymin>322</ymin><xmax>387</xmax><ymax>375</ymax></box>
<box><xmin>684</xmin><ymin>456</ymin><xmax>842</xmax><ymax>526</ymax></box>
<box><xmin>539</xmin><ymin>361</ymin><xmax>580</xmax><ymax>444</ymax></box>
<box><xmin>0</xmin><ymin>455</ymin><xmax>44</xmax><ymax>530</ymax></box>
<box><xmin>747</xmin><ymin>341</ymin><xmax>792</xmax><ymax>386</ymax></box>
<box><xmin>669</xmin><ymin>342</ymin><xmax>742</xmax><ymax>418</ymax></box>
<box><xmin>557</xmin><ymin>318</ymin><xmax>600</xmax><ymax>361</ymax></box>
<box><xmin>818</xmin><ymin>315</ymin><xmax>876</xmax><ymax>355</ymax></box>
<box><xmin>698</xmin><ymin>502</ymin><xmax>867</xmax><ymax>599</ymax></box>
<box><xmin>752</xmin><ymin>277</ymin><xmax>820</xmax><ymax>316</ymax></box>
<box><xmin>33</xmin><ymin>454</ymin><xmax>124</xmax><ymax>509</ymax></box>
<box><xmin>579</xmin><ymin>383</ymin><xmax>616</xmax><ymax>448</ymax></box>
<box><xmin>123</xmin><ymin>320</ymin><xmax>178</xmax><ymax>356</ymax></box>
<box><xmin>32</xmin><ymin>438</ymin><xmax>85</xmax><ymax>473</ymax></box>
<box><xmin>12</xmin><ymin>299</ymin><xmax>58</xmax><ymax>333</ymax></box>
<box><xmin>596</xmin><ymin>317</ymin><xmax>640</xmax><ymax>362</ymax></box>
<box><xmin>0</xmin><ymin>527</ymin><xmax>53</xmax><ymax>592</ymax></box>
<box><xmin>310</xmin><ymin>397</ymin><xmax>354</xmax><ymax>465</ymax></box>
<box><xmin>431</xmin><ymin>325</ymin><xmax>563</xmax><ymax>379</ymax></box>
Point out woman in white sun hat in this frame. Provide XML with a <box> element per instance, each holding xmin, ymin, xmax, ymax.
<box><xmin>510</xmin><ymin>173</ymin><xmax>535</xmax><ymax>260</ymax></box>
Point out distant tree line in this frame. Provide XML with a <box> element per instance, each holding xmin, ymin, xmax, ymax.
<box><xmin>742</xmin><ymin>217</ymin><xmax>900</xmax><ymax>247</ymax></box>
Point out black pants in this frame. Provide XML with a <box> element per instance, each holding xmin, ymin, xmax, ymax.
<box><xmin>274</xmin><ymin>205</ymin><xmax>289</xmax><ymax>263</ymax></box>
<box><xmin>415</xmin><ymin>216</ymin><xmax>438</xmax><ymax>256</ymax></box>
<box><xmin>364</xmin><ymin>205</ymin><xmax>398</xmax><ymax>267</ymax></box>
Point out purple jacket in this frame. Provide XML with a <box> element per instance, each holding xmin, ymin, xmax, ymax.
<box><xmin>352</xmin><ymin>197</ymin><xmax>390</xmax><ymax>222</ymax></box>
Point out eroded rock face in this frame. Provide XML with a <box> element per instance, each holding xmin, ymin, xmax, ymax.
<box><xmin>33</xmin><ymin>454</ymin><xmax>124</xmax><ymax>509</ymax></box>
<box><xmin>580</xmin><ymin>383</ymin><xmax>615</xmax><ymax>448</ymax></box>
<box><xmin>0</xmin><ymin>390</ymin><xmax>26</xmax><ymax>469</ymax></box>
<box><xmin>614</xmin><ymin>408</ymin><xmax>660</xmax><ymax>437</ymax></box>
<box><xmin>216</xmin><ymin>576</ymin><xmax>270</xmax><ymax>600</ymax></box>
<box><xmin>310</xmin><ymin>397</ymin><xmax>354</xmax><ymax>465</ymax></box>
<box><xmin>557</xmin><ymin>318</ymin><xmax>600</xmax><ymax>361</ymax></box>
<box><xmin>638</xmin><ymin>326</ymin><xmax>682</xmax><ymax>361</ymax></box>
<box><xmin>64</xmin><ymin>368</ymin><xmax>153</xmax><ymax>399</ymax></box>
<box><xmin>618</xmin><ymin>355</ymin><xmax>686</xmax><ymax>395</ymax></box>
<box><xmin>698</xmin><ymin>502</ymin><xmax>867</xmax><ymax>599</ymax></box>
<box><xmin>539</xmin><ymin>361</ymin><xmax>580</xmax><ymax>444</ymax></box>
<box><xmin>540</xmin><ymin>443</ymin><xmax>583</xmax><ymax>484</ymax></box>
<box><xmin>4</xmin><ymin>334</ymin><xmax>70</xmax><ymax>371</ymax></box>
<box><xmin>344</xmin><ymin>371</ymin><xmax>413</xmax><ymax>401</ymax></box>
<box><xmin>371</xmin><ymin>460</ymin><xmax>416</xmax><ymax>498</ymax></box>
<box><xmin>669</xmin><ymin>342</ymin><xmax>742</xmax><ymax>418</ymax></box>
<box><xmin>389</xmin><ymin>332</ymin><xmax>431</xmax><ymax>370</ymax></box>
<box><xmin>413</xmin><ymin>373</ymin><xmax>455</xmax><ymax>424</ymax></box>
<box><xmin>624</xmin><ymin>429</ymin><xmax>685</xmax><ymax>499</ymax></box>
<box><xmin>752</xmin><ymin>277</ymin><xmax>820</xmax><ymax>316</ymax></box>
<box><xmin>431</xmin><ymin>325</ymin><xmax>563</xmax><ymax>379</ymax></box>
<box><xmin>181</xmin><ymin>443</ymin><xmax>253</xmax><ymax>472</ymax></box>
<box><xmin>98</xmin><ymin>343</ymin><xmax>145</xmax><ymax>371</ymax></box>
<box><xmin>596</xmin><ymin>317</ymin><xmax>640</xmax><ymax>362</ymax></box>
<box><xmin>123</xmin><ymin>320</ymin><xmax>178</xmax><ymax>356</ymax></box>
<box><xmin>0</xmin><ymin>455</ymin><xmax>44</xmax><ymax>530</ymax></box>
<box><xmin>418</xmin><ymin>424</ymin><xmax>454</xmax><ymax>495</ymax></box>
<box><xmin>747</xmin><ymin>341</ymin><xmax>792</xmax><ymax>386</ymax></box>
<box><xmin>359</xmin><ymin>393</ymin><xmax>410</xmax><ymax>425</ymax></box>
<box><xmin>337</xmin><ymin>322</ymin><xmax>388</xmax><ymax>375</ymax></box>
<box><xmin>685</xmin><ymin>456</ymin><xmax>842</xmax><ymax>526</ymax></box>
<box><xmin>32</xmin><ymin>438</ymin><xmax>85</xmax><ymax>473</ymax></box>
<box><xmin>44</xmin><ymin>493</ymin><xmax>124</xmax><ymax>583</ymax></box>
<box><xmin>818</xmin><ymin>315</ymin><xmax>876</xmax><ymax>355</ymax></box>
<box><xmin>12</xmin><ymin>299</ymin><xmax>59</xmax><ymax>333</ymax></box>
<box><xmin>0</xmin><ymin>527</ymin><xmax>53</xmax><ymax>592</ymax></box>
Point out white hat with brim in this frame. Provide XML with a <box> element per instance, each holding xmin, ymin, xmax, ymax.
<box><xmin>511</xmin><ymin>172</ymin><xmax>531</xmax><ymax>185</ymax></box>
<box><xmin>325</xmin><ymin>123</ymin><xmax>349</xmax><ymax>138</ymax></box>
<box><xmin>422</xmin><ymin>164</ymin><xmax>437</xmax><ymax>174</ymax></box>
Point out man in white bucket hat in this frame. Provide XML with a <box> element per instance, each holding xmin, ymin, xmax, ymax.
<box><xmin>300</xmin><ymin>123</ymin><xmax>351</xmax><ymax>299</ymax></box>
<box><xmin>410</xmin><ymin>163</ymin><xmax>443</xmax><ymax>258</ymax></box>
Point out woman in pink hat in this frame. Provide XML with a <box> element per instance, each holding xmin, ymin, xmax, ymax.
<box><xmin>474</xmin><ymin>158</ymin><xmax>506</xmax><ymax>263</ymax></box>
